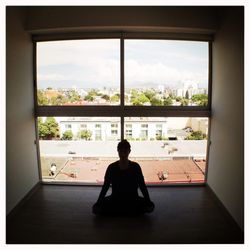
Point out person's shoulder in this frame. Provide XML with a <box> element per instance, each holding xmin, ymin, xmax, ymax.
<box><xmin>129</xmin><ymin>160</ymin><xmax>141</xmax><ymax>168</ymax></box>
<box><xmin>108</xmin><ymin>161</ymin><xmax>119</xmax><ymax>169</ymax></box>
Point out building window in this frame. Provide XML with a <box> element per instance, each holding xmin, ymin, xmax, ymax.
<box><xmin>95</xmin><ymin>130</ymin><xmax>102</xmax><ymax>141</ymax></box>
<box><xmin>125</xmin><ymin>124</ymin><xmax>133</xmax><ymax>139</ymax></box>
<box><xmin>140</xmin><ymin>124</ymin><xmax>148</xmax><ymax>140</ymax></box>
<box><xmin>95</xmin><ymin>124</ymin><xmax>102</xmax><ymax>140</ymax></box>
<box><xmin>80</xmin><ymin>124</ymin><xmax>87</xmax><ymax>129</ymax></box>
<box><xmin>156</xmin><ymin>124</ymin><xmax>163</xmax><ymax>140</ymax></box>
<box><xmin>95</xmin><ymin>124</ymin><xmax>101</xmax><ymax>129</ymax></box>
<box><xmin>111</xmin><ymin>123</ymin><xmax>118</xmax><ymax>136</ymax></box>
<box><xmin>35</xmin><ymin>34</ymin><xmax>211</xmax><ymax>184</ymax></box>
<box><xmin>65</xmin><ymin>124</ymin><xmax>72</xmax><ymax>129</ymax></box>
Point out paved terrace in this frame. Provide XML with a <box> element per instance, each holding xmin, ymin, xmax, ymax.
<box><xmin>53</xmin><ymin>158</ymin><xmax>205</xmax><ymax>184</ymax></box>
<box><xmin>40</xmin><ymin>141</ymin><xmax>207</xmax><ymax>184</ymax></box>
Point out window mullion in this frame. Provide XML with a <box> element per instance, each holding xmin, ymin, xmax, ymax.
<box><xmin>120</xmin><ymin>34</ymin><xmax>125</xmax><ymax>140</ymax></box>
<box><xmin>121</xmin><ymin>116</ymin><xmax>124</xmax><ymax>140</ymax></box>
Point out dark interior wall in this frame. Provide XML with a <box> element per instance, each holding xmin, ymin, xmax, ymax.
<box><xmin>207</xmin><ymin>7</ymin><xmax>244</xmax><ymax>230</ymax></box>
<box><xmin>6</xmin><ymin>7</ymin><xmax>40</xmax><ymax>214</ymax></box>
<box><xmin>26</xmin><ymin>6</ymin><xmax>220</xmax><ymax>34</ymax></box>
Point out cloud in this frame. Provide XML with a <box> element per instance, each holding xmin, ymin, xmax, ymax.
<box><xmin>125</xmin><ymin>60</ymin><xmax>207</xmax><ymax>86</ymax></box>
<box><xmin>37</xmin><ymin>40</ymin><xmax>119</xmax><ymax>67</ymax></box>
<box><xmin>38</xmin><ymin>73</ymin><xmax>68</xmax><ymax>81</ymax></box>
<box><xmin>37</xmin><ymin>39</ymin><xmax>208</xmax><ymax>88</ymax></box>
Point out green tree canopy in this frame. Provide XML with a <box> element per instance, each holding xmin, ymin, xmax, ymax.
<box><xmin>44</xmin><ymin>117</ymin><xmax>60</xmax><ymax>139</ymax></box>
<box><xmin>37</xmin><ymin>90</ymin><xmax>49</xmax><ymax>105</ymax></box>
<box><xmin>175</xmin><ymin>96</ymin><xmax>182</xmax><ymax>102</ymax></box>
<box><xmin>78</xmin><ymin>130</ymin><xmax>92</xmax><ymax>140</ymax></box>
<box><xmin>131</xmin><ymin>93</ymin><xmax>150</xmax><ymax>106</ymax></box>
<box><xmin>62</xmin><ymin>130</ymin><xmax>73</xmax><ymax>140</ymax></box>
<box><xmin>101</xmin><ymin>94</ymin><xmax>110</xmax><ymax>101</ymax></box>
<box><xmin>150</xmin><ymin>97</ymin><xmax>163</xmax><ymax>106</ymax></box>
<box><xmin>191</xmin><ymin>94</ymin><xmax>208</xmax><ymax>106</ymax></box>
<box><xmin>84</xmin><ymin>89</ymin><xmax>103</xmax><ymax>102</ymax></box>
<box><xmin>163</xmin><ymin>96</ymin><xmax>173</xmax><ymax>106</ymax></box>
<box><xmin>185</xmin><ymin>130</ymin><xmax>206</xmax><ymax>140</ymax></box>
<box><xmin>50</xmin><ymin>94</ymin><xmax>67</xmax><ymax>105</ymax></box>
<box><xmin>144</xmin><ymin>90</ymin><xmax>156</xmax><ymax>101</ymax></box>
<box><xmin>84</xmin><ymin>94</ymin><xmax>94</xmax><ymax>101</ymax></box>
<box><xmin>66</xmin><ymin>90</ymin><xmax>81</xmax><ymax>103</ymax></box>
<box><xmin>110</xmin><ymin>93</ymin><xmax>120</xmax><ymax>103</ymax></box>
<box><xmin>180</xmin><ymin>98</ymin><xmax>189</xmax><ymax>106</ymax></box>
<box><xmin>38</xmin><ymin>117</ymin><xmax>59</xmax><ymax>140</ymax></box>
<box><xmin>38</xmin><ymin>118</ymin><xmax>49</xmax><ymax>139</ymax></box>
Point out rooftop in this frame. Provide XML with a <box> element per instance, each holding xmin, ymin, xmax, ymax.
<box><xmin>43</xmin><ymin>158</ymin><xmax>205</xmax><ymax>184</ymax></box>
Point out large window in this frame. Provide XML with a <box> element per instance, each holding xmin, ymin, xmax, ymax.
<box><xmin>38</xmin><ymin>117</ymin><xmax>120</xmax><ymax>183</ymax></box>
<box><xmin>125</xmin><ymin>40</ymin><xmax>209</xmax><ymax>106</ymax></box>
<box><xmin>35</xmin><ymin>34</ymin><xmax>211</xmax><ymax>184</ymax></box>
<box><xmin>37</xmin><ymin>39</ymin><xmax>120</xmax><ymax>106</ymax></box>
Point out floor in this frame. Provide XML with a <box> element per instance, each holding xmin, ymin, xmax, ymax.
<box><xmin>6</xmin><ymin>185</ymin><xmax>244</xmax><ymax>244</ymax></box>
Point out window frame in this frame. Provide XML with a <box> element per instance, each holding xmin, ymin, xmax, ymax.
<box><xmin>33</xmin><ymin>32</ymin><xmax>213</xmax><ymax>185</ymax></box>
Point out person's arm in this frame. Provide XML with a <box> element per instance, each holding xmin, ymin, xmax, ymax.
<box><xmin>96</xmin><ymin>165</ymin><xmax>111</xmax><ymax>204</ymax></box>
<box><xmin>137</xmin><ymin>164</ymin><xmax>151</xmax><ymax>202</ymax></box>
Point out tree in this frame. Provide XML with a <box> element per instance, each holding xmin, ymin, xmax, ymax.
<box><xmin>66</xmin><ymin>89</ymin><xmax>81</xmax><ymax>103</ymax></box>
<box><xmin>150</xmin><ymin>97</ymin><xmax>163</xmax><ymax>106</ymax></box>
<box><xmin>101</xmin><ymin>94</ymin><xmax>110</xmax><ymax>101</ymax></box>
<box><xmin>163</xmin><ymin>97</ymin><xmax>173</xmax><ymax>106</ymax></box>
<box><xmin>38</xmin><ymin>117</ymin><xmax>59</xmax><ymax>140</ymax></box>
<box><xmin>84</xmin><ymin>94</ymin><xmax>94</xmax><ymax>102</ymax></box>
<box><xmin>62</xmin><ymin>130</ymin><xmax>73</xmax><ymax>140</ymax></box>
<box><xmin>191</xmin><ymin>94</ymin><xmax>208</xmax><ymax>106</ymax></box>
<box><xmin>78</xmin><ymin>130</ymin><xmax>92</xmax><ymax>140</ymax></box>
<box><xmin>175</xmin><ymin>96</ymin><xmax>182</xmax><ymax>102</ymax></box>
<box><xmin>84</xmin><ymin>89</ymin><xmax>101</xmax><ymax>102</ymax></box>
<box><xmin>180</xmin><ymin>98</ymin><xmax>189</xmax><ymax>106</ymax></box>
<box><xmin>185</xmin><ymin>130</ymin><xmax>206</xmax><ymax>140</ymax></box>
<box><xmin>185</xmin><ymin>90</ymin><xmax>189</xmax><ymax>99</ymax></box>
<box><xmin>88</xmin><ymin>89</ymin><xmax>99</xmax><ymax>96</ymax></box>
<box><xmin>144</xmin><ymin>90</ymin><xmax>156</xmax><ymax>101</ymax></box>
<box><xmin>38</xmin><ymin>118</ymin><xmax>49</xmax><ymax>139</ymax></box>
<box><xmin>131</xmin><ymin>93</ymin><xmax>150</xmax><ymax>105</ymax></box>
<box><xmin>44</xmin><ymin>117</ymin><xmax>60</xmax><ymax>139</ymax></box>
<box><xmin>110</xmin><ymin>93</ymin><xmax>120</xmax><ymax>103</ymax></box>
<box><xmin>50</xmin><ymin>94</ymin><xmax>67</xmax><ymax>105</ymax></box>
<box><xmin>37</xmin><ymin>90</ymin><xmax>49</xmax><ymax>105</ymax></box>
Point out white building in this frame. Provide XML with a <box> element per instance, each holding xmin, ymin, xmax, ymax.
<box><xmin>59</xmin><ymin>117</ymin><xmax>169</xmax><ymax>141</ymax></box>
<box><xmin>55</xmin><ymin>117</ymin><xmax>208</xmax><ymax>141</ymax></box>
<box><xmin>59</xmin><ymin>117</ymin><xmax>120</xmax><ymax>141</ymax></box>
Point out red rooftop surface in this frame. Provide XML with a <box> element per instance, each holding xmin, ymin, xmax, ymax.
<box><xmin>49</xmin><ymin>158</ymin><xmax>205</xmax><ymax>184</ymax></box>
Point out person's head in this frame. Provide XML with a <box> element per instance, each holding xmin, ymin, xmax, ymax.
<box><xmin>117</xmin><ymin>139</ymin><xmax>131</xmax><ymax>160</ymax></box>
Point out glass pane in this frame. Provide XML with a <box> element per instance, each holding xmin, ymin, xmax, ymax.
<box><xmin>37</xmin><ymin>39</ymin><xmax>120</xmax><ymax>106</ymax></box>
<box><xmin>125</xmin><ymin>40</ymin><xmax>209</xmax><ymax>106</ymax></box>
<box><xmin>38</xmin><ymin>117</ymin><xmax>120</xmax><ymax>183</ymax></box>
<box><xmin>124</xmin><ymin>117</ymin><xmax>208</xmax><ymax>184</ymax></box>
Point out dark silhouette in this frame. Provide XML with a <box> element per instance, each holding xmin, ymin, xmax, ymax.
<box><xmin>92</xmin><ymin>140</ymin><xmax>155</xmax><ymax>216</ymax></box>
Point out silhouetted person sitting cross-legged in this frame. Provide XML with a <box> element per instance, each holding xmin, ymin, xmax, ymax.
<box><xmin>92</xmin><ymin>139</ymin><xmax>155</xmax><ymax>216</ymax></box>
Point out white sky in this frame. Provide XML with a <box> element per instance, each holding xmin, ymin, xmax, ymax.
<box><xmin>37</xmin><ymin>39</ymin><xmax>209</xmax><ymax>90</ymax></box>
